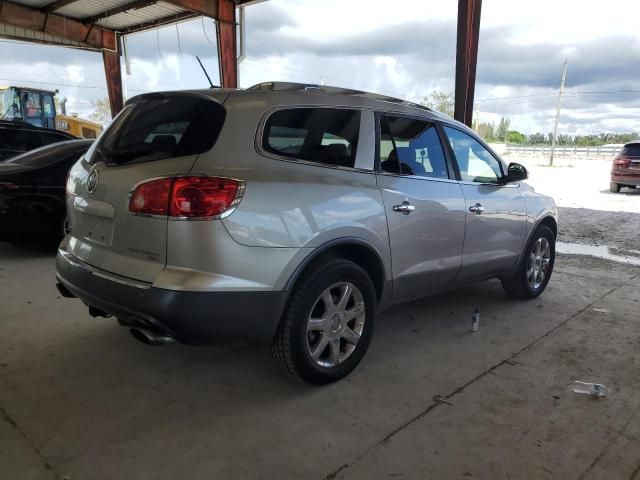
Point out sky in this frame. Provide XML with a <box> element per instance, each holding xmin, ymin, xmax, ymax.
<box><xmin>0</xmin><ymin>0</ymin><xmax>639</xmax><ymax>135</ymax></box>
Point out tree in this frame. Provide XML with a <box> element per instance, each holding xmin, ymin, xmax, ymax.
<box><xmin>476</xmin><ymin>121</ymin><xmax>495</xmax><ymax>141</ymax></box>
<box><xmin>505</xmin><ymin>130</ymin><xmax>525</xmax><ymax>144</ymax></box>
<box><xmin>496</xmin><ymin>117</ymin><xmax>511</xmax><ymax>140</ymax></box>
<box><xmin>421</xmin><ymin>91</ymin><xmax>454</xmax><ymax>117</ymax></box>
<box><xmin>557</xmin><ymin>134</ymin><xmax>572</xmax><ymax>146</ymax></box>
<box><xmin>89</xmin><ymin>97</ymin><xmax>111</xmax><ymax>123</ymax></box>
<box><xmin>527</xmin><ymin>132</ymin><xmax>547</xmax><ymax>145</ymax></box>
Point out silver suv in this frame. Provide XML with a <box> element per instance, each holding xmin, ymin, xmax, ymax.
<box><xmin>56</xmin><ymin>82</ymin><xmax>558</xmax><ymax>384</ymax></box>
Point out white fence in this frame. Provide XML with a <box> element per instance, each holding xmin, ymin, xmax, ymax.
<box><xmin>505</xmin><ymin>145</ymin><xmax>620</xmax><ymax>157</ymax></box>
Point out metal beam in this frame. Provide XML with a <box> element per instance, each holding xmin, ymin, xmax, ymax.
<box><xmin>216</xmin><ymin>0</ymin><xmax>237</xmax><ymax>88</ymax></box>
<box><xmin>161</xmin><ymin>0</ymin><xmax>217</xmax><ymax>18</ymax></box>
<box><xmin>454</xmin><ymin>0</ymin><xmax>482</xmax><ymax>127</ymax></box>
<box><xmin>103</xmin><ymin>44</ymin><xmax>123</xmax><ymax>118</ymax></box>
<box><xmin>0</xmin><ymin>0</ymin><xmax>116</xmax><ymax>50</ymax></box>
<box><xmin>41</xmin><ymin>0</ymin><xmax>81</xmax><ymax>13</ymax></box>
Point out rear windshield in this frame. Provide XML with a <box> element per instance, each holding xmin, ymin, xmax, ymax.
<box><xmin>262</xmin><ymin>108</ymin><xmax>360</xmax><ymax>168</ymax></box>
<box><xmin>8</xmin><ymin>141</ymin><xmax>91</xmax><ymax>167</ymax></box>
<box><xmin>622</xmin><ymin>144</ymin><xmax>640</xmax><ymax>157</ymax></box>
<box><xmin>0</xmin><ymin>128</ymin><xmax>42</xmax><ymax>151</ymax></box>
<box><xmin>96</xmin><ymin>94</ymin><xmax>226</xmax><ymax>165</ymax></box>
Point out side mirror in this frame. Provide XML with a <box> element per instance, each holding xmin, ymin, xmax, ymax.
<box><xmin>504</xmin><ymin>162</ymin><xmax>528</xmax><ymax>183</ymax></box>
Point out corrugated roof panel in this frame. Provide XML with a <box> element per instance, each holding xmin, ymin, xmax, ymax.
<box><xmin>95</xmin><ymin>1</ymin><xmax>189</xmax><ymax>30</ymax></box>
<box><xmin>56</xmin><ymin>0</ymin><xmax>137</xmax><ymax>20</ymax></box>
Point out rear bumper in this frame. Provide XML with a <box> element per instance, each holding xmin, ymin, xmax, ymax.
<box><xmin>611</xmin><ymin>172</ymin><xmax>640</xmax><ymax>186</ymax></box>
<box><xmin>55</xmin><ymin>249</ymin><xmax>287</xmax><ymax>344</ymax></box>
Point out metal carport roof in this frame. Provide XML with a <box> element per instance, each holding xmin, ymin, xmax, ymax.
<box><xmin>0</xmin><ymin>0</ymin><xmax>482</xmax><ymax>126</ymax></box>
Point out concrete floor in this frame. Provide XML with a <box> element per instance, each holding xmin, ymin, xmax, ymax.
<box><xmin>1</xmin><ymin>243</ymin><xmax>639</xmax><ymax>479</ymax></box>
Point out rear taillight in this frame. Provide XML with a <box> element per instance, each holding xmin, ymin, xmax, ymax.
<box><xmin>613</xmin><ymin>155</ymin><xmax>631</xmax><ymax>168</ymax></box>
<box><xmin>129</xmin><ymin>178</ymin><xmax>172</xmax><ymax>216</ymax></box>
<box><xmin>129</xmin><ymin>176</ymin><xmax>242</xmax><ymax>219</ymax></box>
<box><xmin>170</xmin><ymin>176</ymin><xmax>240</xmax><ymax>218</ymax></box>
<box><xmin>0</xmin><ymin>182</ymin><xmax>19</xmax><ymax>190</ymax></box>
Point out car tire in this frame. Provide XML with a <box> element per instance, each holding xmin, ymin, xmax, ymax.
<box><xmin>270</xmin><ymin>258</ymin><xmax>376</xmax><ymax>385</ymax></box>
<box><xmin>502</xmin><ymin>225</ymin><xmax>555</xmax><ymax>299</ymax></box>
<box><xmin>610</xmin><ymin>182</ymin><xmax>621</xmax><ymax>193</ymax></box>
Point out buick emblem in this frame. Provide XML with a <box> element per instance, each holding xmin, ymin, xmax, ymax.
<box><xmin>87</xmin><ymin>169</ymin><xmax>99</xmax><ymax>194</ymax></box>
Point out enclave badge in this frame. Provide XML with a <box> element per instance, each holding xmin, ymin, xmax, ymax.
<box><xmin>87</xmin><ymin>169</ymin><xmax>99</xmax><ymax>194</ymax></box>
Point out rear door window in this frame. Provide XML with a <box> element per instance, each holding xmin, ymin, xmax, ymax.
<box><xmin>379</xmin><ymin>115</ymin><xmax>450</xmax><ymax>179</ymax></box>
<box><xmin>263</xmin><ymin>108</ymin><xmax>360</xmax><ymax>168</ymax></box>
<box><xmin>97</xmin><ymin>94</ymin><xmax>226</xmax><ymax>166</ymax></box>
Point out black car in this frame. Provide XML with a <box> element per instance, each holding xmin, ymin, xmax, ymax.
<box><xmin>0</xmin><ymin>139</ymin><xmax>93</xmax><ymax>243</ymax></box>
<box><xmin>0</xmin><ymin>120</ymin><xmax>76</xmax><ymax>161</ymax></box>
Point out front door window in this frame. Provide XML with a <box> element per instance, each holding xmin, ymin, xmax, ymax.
<box><xmin>443</xmin><ymin>126</ymin><xmax>503</xmax><ymax>184</ymax></box>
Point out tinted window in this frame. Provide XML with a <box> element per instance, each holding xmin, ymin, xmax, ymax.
<box><xmin>263</xmin><ymin>108</ymin><xmax>360</xmax><ymax>168</ymax></box>
<box><xmin>98</xmin><ymin>95</ymin><xmax>226</xmax><ymax>165</ymax></box>
<box><xmin>379</xmin><ymin>116</ymin><xmax>449</xmax><ymax>179</ymax></box>
<box><xmin>0</xmin><ymin>128</ymin><xmax>42</xmax><ymax>151</ymax></box>
<box><xmin>8</xmin><ymin>142</ymin><xmax>91</xmax><ymax>167</ymax></box>
<box><xmin>622</xmin><ymin>144</ymin><xmax>640</xmax><ymax>157</ymax></box>
<box><xmin>41</xmin><ymin>131</ymin><xmax>72</xmax><ymax>145</ymax></box>
<box><xmin>444</xmin><ymin>126</ymin><xmax>503</xmax><ymax>184</ymax></box>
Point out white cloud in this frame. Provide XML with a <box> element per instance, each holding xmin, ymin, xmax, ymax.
<box><xmin>0</xmin><ymin>0</ymin><xmax>638</xmax><ymax>134</ymax></box>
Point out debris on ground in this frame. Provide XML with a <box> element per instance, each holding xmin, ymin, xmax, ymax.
<box><xmin>572</xmin><ymin>381</ymin><xmax>609</xmax><ymax>398</ymax></box>
<box><xmin>471</xmin><ymin>308</ymin><xmax>480</xmax><ymax>332</ymax></box>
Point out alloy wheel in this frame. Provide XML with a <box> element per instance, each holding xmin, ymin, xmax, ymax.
<box><xmin>306</xmin><ymin>282</ymin><xmax>366</xmax><ymax>368</ymax></box>
<box><xmin>527</xmin><ymin>237</ymin><xmax>551</xmax><ymax>290</ymax></box>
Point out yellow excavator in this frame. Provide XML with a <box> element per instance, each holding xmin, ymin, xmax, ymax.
<box><xmin>0</xmin><ymin>86</ymin><xmax>102</xmax><ymax>139</ymax></box>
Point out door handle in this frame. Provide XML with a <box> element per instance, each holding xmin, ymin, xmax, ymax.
<box><xmin>393</xmin><ymin>201</ymin><xmax>415</xmax><ymax>215</ymax></box>
<box><xmin>469</xmin><ymin>203</ymin><xmax>485</xmax><ymax>215</ymax></box>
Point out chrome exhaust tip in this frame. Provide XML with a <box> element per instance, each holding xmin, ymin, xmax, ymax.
<box><xmin>130</xmin><ymin>328</ymin><xmax>175</xmax><ymax>346</ymax></box>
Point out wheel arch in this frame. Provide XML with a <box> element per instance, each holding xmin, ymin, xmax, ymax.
<box><xmin>284</xmin><ymin>237</ymin><xmax>388</xmax><ymax>305</ymax></box>
<box><xmin>536</xmin><ymin>215</ymin><xmax>558</xmax><ymax>239</ymax></box>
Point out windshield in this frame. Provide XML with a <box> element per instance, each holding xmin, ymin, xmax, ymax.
<box><xmin>0</xmin><ymin>88</ymin><xmax>22</xmax><ymax>120</ymax></box>
<box><xmin>96</xmin><ymin>94</ymin><xmax>226</xmax><ymax>166</ymax></box>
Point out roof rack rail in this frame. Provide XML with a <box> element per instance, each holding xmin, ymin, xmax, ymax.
<box><xmin>246</xmin><ymin>82</ymin><xmax>432</xmax><ymax>112</ymax></box>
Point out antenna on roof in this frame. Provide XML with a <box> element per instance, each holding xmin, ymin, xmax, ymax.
<box><xmin>195</xmin><ymin>56</ymin><xmax>217</xmax><ymax>89</ymax></box>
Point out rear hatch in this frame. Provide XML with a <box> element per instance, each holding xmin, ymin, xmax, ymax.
<box><xmin>65</xmin><ymin>91</ymin><xmax>227</xmax><ymax>283</ymax></box>
<box><xmin>614</xmin><ymin>143</ymin><xmax>640</xmax><ymax>173</ymax></box>
<box><xmin>624</xmin><ymin>144</ymin><xmax>640</xmax><ymax>171</ymax></box>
